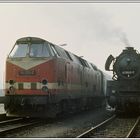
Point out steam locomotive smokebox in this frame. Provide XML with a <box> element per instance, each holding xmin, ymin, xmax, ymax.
<box><xmin>114</xmin><ymin>47</ymin><xmax>140</xmax><ymax>80</ymax></box>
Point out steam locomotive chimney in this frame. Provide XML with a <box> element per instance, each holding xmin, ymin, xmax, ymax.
<box><xmin>126</xmin><ymin>47</ymin><xmax>134</xmax><ymax>50</ymax></box>
<box><xmin>123</xmin><ymin>47</ymin><xmax>135</xmax><ymax>53</ymax></box>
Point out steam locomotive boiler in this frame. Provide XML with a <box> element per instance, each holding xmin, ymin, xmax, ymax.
<box><xmin>5</xmin><ymin>36</ymin><xmax>107</xmax><ymax>118</ymax></box>
<box><xmin>105</xmin><ymin>47</ymin><xmax>140</xmax><ymax>113</ymax></box>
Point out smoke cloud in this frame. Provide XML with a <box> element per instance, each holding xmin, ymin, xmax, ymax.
<box><xmin>115</xmin><ymin>30</ymin><xmax>131</xmax><ymax>47</ymax></box>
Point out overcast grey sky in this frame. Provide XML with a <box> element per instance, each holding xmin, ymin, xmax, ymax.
<box><xmin>0</xmin><ymin>3</ymin><xmax>140</xmax><ymax>88</ymax></box>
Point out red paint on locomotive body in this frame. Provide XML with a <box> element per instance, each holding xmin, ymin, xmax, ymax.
<box><xmin>5</xmin><ymin>37</ymin><xmax>106</xmax><ymax>117</ymax></box>
<box><xmin>6</xmin><ymin>59</ymin><xmax>56</xmax><ymax>95</ymax></box>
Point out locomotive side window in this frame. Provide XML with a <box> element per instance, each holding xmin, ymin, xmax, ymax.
<box><xmin>48</xmin><ymin>44</ymin><xmax>55</xmax><ymax>56</ymax></box>
<box><xmin>90</xmin><ymin>63</ymin><xmax>98</xmax><ymax>71</ymax></box>
<box><xmin>76</xmin><ymin>56</ymin><xmax>83</xmax><ymax>65</ymax></box>
<box><xmin>9</xmin><ymin>44</ymin><xmax>29</xmax><ymax>58</ymax></box>
<box><xmin>30</xmin><ymin>43</ymin><xmax>50</xmax><ymax>57</ymax></box>
<box><xmin>73</xmin><ymin>55</ymin><xmax>83</xmax><ymax>65</ymax></box>
<box><xmin>65</xmin><ymin>51</ymin><xmax>73</xmax><ymax>61</ymax></box>
<box><xmin>87</xmin><ymin>62</ymin><xmax>93</xmax><ymax>69</ymax></box>
<box><xmin>84</xmin><ymin>60</ymin><xmax>90</xmax><ymax>68</ymax></box>
<box><xmin>78</xmin><ymin>57</ymin><xmax>89</xmax><ymax>67</ymax></box>
<box><xmin>50</xmin><ymin>44</ymin><xmax>60</xmax><ymax>57</ymax></box>
<box><xmin>55</xmin><ymin>46</ymin><xmax>71</xmax><ymax>60</ymax></box>
<box><xmin>67</xmin><ymin>53</ymin><xmax>81</xmax><ymax>64</ymax></box>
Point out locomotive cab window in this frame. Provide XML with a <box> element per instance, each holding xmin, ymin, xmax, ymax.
<box><xmin>9</xmin><ymin>42</ymin><xmax>51</xmax><ymax>58</ymax></box>
<box><xmin>30</xmin><ymin>43</ymin><xmax>50</xmax><ymax>57</ymax></box>
<box><xmin>9</xmin><ymin>43</ymin><xmax>29</xmax><ymax>58</ymax></box>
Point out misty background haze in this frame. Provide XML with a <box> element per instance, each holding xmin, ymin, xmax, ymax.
<box><xmin>0</xmin><ymin>3</ymin><xmax>139</xmax><ymax>89</ymax></box>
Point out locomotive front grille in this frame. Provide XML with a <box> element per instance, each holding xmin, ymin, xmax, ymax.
<box><xmin>6</xmin><ymin>82</ymin><xmax>38</xmax><ymax>90</ymax></box>
<box><xmin>31</xmin><ymin>83</ymin><xmax>37</xmax><ymax>90</ymax></box>
<box><xmin>19</xmin><ymin>82</ymin><xmax>37</xmax><ymax>90</ymax></box>
<box><xmin>18</xmin><ymin>83</ymin><xmax>23</xmax><ymax>90</ymax></box>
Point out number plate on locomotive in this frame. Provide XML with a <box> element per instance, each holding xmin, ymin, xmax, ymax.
<box><xmin>19</xmin><ymin>70</ymin><xmax>36</xmax><ymax>76</ymax></box>
<box><xmin>122</xmin><ymin>71</ymin><xmax>135</xmax><ymax>74</ymax></box>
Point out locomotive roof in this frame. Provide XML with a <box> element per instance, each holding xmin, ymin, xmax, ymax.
<box><xmin>16</xmin><ymin>37</ymin><xmax>46</xmax><ymax>44</ymax></box>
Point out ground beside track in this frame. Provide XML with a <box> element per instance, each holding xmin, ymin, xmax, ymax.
<box><xmin>4</xmin><ymin>107</ymin><xmax>114</xmax><ymax>138</ymax></box>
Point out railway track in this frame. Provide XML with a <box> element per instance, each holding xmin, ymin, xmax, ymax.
<box><xmin>77</xmin><ymin>115</ymin><xmax>116</xmax><ymax>138</ymax></box>
<box><xmin>0</xmin><ymin>117</ymin><xmax>41</xmax><ymax>137</ymax></box>
<box><xmin>77</xmin><ymin>115</ymin><xmax>140</xmax><ymax>138</ymax></box>
<box><xmin>0</xmin><ymin>113</ymin><xmax>15</xmax><ymax>121</ymax></box>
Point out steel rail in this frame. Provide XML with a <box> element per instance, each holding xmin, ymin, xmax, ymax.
<box><xmin>0</xmin><ymin>118</ymin><xmax>23</xmax><ymax>125</ymax></box>
<box><xmin>0</xmin><ymin>121</ymin><xmax>40</xmax><ymax>136</ymax></box>
<box><xmin>126</xmin><ymin>116</ymin><xmax>140</xmax><ymax>138</ymax></box>
<box><xmin>76</xmin><ymin>115</ymin><xmax>116</xmax><ymax>138</ymax></box>
<box><xmin>0</xmin><ymin>117</ymin><xmax>41</xmax><ymax>136</ymax></box>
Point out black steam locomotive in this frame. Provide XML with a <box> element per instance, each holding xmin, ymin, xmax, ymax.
<box><xmin>105</xmin><ymin>47</ymin><xmax>140</xmax><ymax>113</ymax></box>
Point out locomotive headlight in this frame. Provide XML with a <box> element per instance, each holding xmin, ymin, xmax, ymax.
<box><xmin>42</xmin><ymin>79</ymin><xmax>48</xmax><ymax>85</ymax></box>
<box><xmin>42</xmin><ymin>86</ymin><xmax>48</xmax><ymax>92</ymax></box>
<box><xmin>9</xmin><ymin>86</ymin><xmax>15</xmax><ymax>94</ymax></box>
<box><xmin>9</xmin><ymin>80</ymin><xmax>15</xmax><ymax>85</ymax></box>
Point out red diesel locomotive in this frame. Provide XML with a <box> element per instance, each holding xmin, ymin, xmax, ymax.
<box><xmin>5</xmin><ymin>37</ymin><xmax>106</xmax><ymax>117</ymax></box>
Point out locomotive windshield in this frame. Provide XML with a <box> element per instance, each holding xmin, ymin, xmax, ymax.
<box><xmin>9</xmin><ymin>44</ymin><xmax>29</xmax><ymax>58</ymax></box>
<box><xmin>30</xmin><ymin>44</ymin><xmax>50</xmax><ymax>57</ymax></box>
<box><xmin>9</xmin><ymin>43</ymin><xmax>50</xmax><ymax>58</ymax></box>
